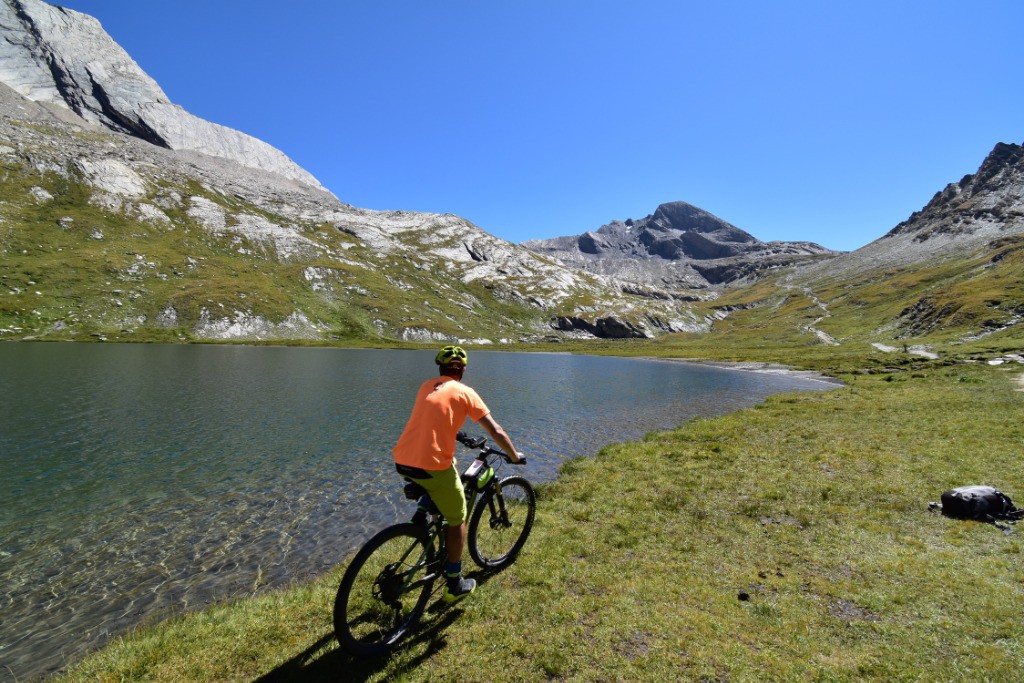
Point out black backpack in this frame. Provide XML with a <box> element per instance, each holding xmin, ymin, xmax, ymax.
<box><xmin>931</xmin><ymin>485</ymin><xmax>1024</xmax><ymax>532</ymax></box>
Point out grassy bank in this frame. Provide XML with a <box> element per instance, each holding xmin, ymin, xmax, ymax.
<box><xmin>62</xmin><ymin>361</ymin><xmax>1024</xmax><ymax>682</ymax></box>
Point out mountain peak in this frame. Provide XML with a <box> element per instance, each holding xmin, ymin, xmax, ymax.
<box><xmin>883</xmin><ymin>140</ymin><xmax>1024</xmax><ymax>245</ymax></box>
<box><xmin>646</xmin><ymin>201</ymin><xmax>750</xmax><ymax>237</ymax></box>
<box><xmin>0</xmin><ymin>0</ymin><xmax>325</xmax><ymax>189</ymax></box>
<box><xmin>523</xmin><ymin>200</ymin><xmax>832</xmax><ymax>289</ymax></box>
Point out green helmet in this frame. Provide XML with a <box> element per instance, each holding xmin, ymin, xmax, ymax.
<box><xmin>435</xmin><ymin>345</ymin><xmax>468</xmax><ymax>366</ymax></box>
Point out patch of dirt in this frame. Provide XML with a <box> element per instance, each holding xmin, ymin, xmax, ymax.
<box><xmin>870</xmin><ymin>342</ymin><xmax>938</xmax><ymax>359</ymax></box>
<box><xmin>829</xmin><ymin>599</ymin><xmax>879</xmax><ymax>622</ymax></box>
<box><xmin>759</xmin><ymin>515</ymin><xmax>805</xmax><ymax>529</ymax></box>
<box><xmin>613</xmin><ymin>630</ymin><xmax>652</xmax><ymax>659</ymax></box>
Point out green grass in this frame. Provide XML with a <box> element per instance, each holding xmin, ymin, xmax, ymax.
<box><xmin>635</xmin><ymin>235</ymin><xmax>1024</xmax><ymax>357</ymax></box>
<box><xmin>61</xmin><ymin>361</ymin><xmax>1024</xmax><ymax>682</ymax></box>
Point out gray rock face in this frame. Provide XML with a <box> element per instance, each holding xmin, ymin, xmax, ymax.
<box><xmin>794</xmin><ymin>141</ymin><xmax>1024</xmax><ymax>284</ymax></box>
<box><xmin>552</xmin><ymin>315</ymin><xmax>649</xmax><ymax>339</ymax></box>
<box><xmin>523</xmin><ymin>201</ymin><xmax>834</xmax><ymax>290</ymax></box>
<box><xmin>886</xmin><ymin>142</ymin><xmax>1024</xmax><ymax>244</ymax></box>
<box><xmin>0</xmin><ymin>0</ymin><xmax>324</xmax><ymax>189</ymax></box>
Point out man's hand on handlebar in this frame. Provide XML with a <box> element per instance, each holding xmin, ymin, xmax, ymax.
<box><xmin>490</xmin><ymin>446</ymin><xmax>526</xmax><ymax>465</ymax></box>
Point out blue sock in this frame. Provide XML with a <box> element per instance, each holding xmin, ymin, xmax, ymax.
<box><xmin>445</xmin><ymin>560</ymin><xmax>462</xmax><ymax>577</ymax></box>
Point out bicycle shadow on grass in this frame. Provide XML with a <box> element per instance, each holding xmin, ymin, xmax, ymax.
<box><xmin>253</xmin><ymin>569</ymin><xmax>499</xmax><ymax>682</ymax></box>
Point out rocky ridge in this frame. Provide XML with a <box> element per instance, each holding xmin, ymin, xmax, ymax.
<box><xmin>0</xmin><ymin>0</ymin><xmax>323</xmax><ymax>188</ymax></box>
<box><xmin>523</xmin><ymin>201</ymin><xmax>835</xmax><ymax>291</ymax></box>
<box><xmin>888</xmin><ymin>142</ymin><xmax>1024</xmax><ymax>244</ymax></box>
<box><xmin>0</xmin><ymin>90</ymin><xmax>703</xmax><ymax>341</ymax></box>
<box><xmin>794</xmin><ymin>141</ymin><xmax>1024</xmax><ymax>284</ymax></box>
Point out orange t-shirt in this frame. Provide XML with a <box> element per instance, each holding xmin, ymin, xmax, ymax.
<box><xmin>392</xmin><ymin>376</ymin><xmax>490</xmax><ymax>470</ymax></box>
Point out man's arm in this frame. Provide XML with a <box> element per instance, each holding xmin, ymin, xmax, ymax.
<box><xmin>478</xmin><ymin>414</ymin><xmax>523</xmax><ymax>463</ymax></box>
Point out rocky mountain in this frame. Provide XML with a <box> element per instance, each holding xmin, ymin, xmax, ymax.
<box><xmin>0</xmin><ymin>0</ymin><xmax>713</xmax><ymax>343</ymax></box>
<box><xmin>794</xmin><ymin>141</ymin><xmax>1024</xmax><ymax>284</ymax></box>
<box><xmin>887</xmin><ymin>142</ymin><xmax>1024</xmax><ymax>244</ymax></box>
<box><xmin>522</xmin><ymin>201</ymin><xmax>835</xmax><ymax>290</ymax></box>
<box><xmin>751</xmin><ymin>140</ymin><xmax>1024</xmax><ymax>347</ymax></box>
<box><xmin>0</xmin><ymin>0</ymin><xmax>322</xmax><ymax>188</ymax></box>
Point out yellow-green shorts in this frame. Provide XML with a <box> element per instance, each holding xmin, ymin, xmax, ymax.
<box><xmin>397</xmin><ymin>461</ymin><xmax>466</xmax><ymax>526</ymax></box>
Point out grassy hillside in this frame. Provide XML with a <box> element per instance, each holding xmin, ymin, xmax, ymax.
<box><xmin>1</xmin><ymin>125</ymin><xmax>707</xmax><ymax>345</ymax></box>
<box><xmin>0</xmin><ymin>149</ymin><xmax>551</xmax><ymax>343</ymax></box>
<box><xmin>805</xmin><ymin>236</ymin><xmax>1024</xmax><ymax>346</ymax></box>
<box><xmin>638</xmin><ymin>234</ymin><xmax>1024</xmax><ymax>365</ymax></box>
<box><xmin>60</xmin><ymin>359</ymin><xmax>1024</xmax><ymax>682</ymax></box>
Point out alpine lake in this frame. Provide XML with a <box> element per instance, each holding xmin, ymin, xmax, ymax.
<box><xmin>0</xmin><ymin>343</ymin><xmax>836</xmax><ymax>680</ymax></box>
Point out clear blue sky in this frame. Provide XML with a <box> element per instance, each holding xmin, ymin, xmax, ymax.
<box><xmin>54</xmin><ymin>1</ymin><xmax>1024</xmax><ymax>251</ymax></box>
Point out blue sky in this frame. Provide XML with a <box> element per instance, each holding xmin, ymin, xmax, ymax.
<box><xmin>55</xmin><ymin>1</ymin><xmax>1024</xmax><ymax>251</ymax></box>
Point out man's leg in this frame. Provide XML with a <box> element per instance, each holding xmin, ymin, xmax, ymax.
<box><xmin>442</xmin><ymin>521</ymin><xmax>475</xmax><ymax>602</ymax></box>
<box><xmin>433</xmin><ymin>467</ymin><xmax>475</xmax><ymax>602</ymax></box>
<box><xmin>446</xmin><ymin>521</ymin><xmax>467</xmax><ymax>564</ymax></box>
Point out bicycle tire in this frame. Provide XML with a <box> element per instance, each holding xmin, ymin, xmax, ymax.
<box><xmin>333</xmin><ymin>523</ymin><xmax>437</xmax><ymax>658</ymax></box>
<box><xmin>468</xmin><ymin>475</ymin><xmax>536</xmax><ymax>569</ymax></box>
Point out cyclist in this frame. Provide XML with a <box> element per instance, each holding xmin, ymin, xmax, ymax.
<box><xmin>392</xmin><ymin>345</ymin><xmax>523</xmax><ymax>602</ymax></box>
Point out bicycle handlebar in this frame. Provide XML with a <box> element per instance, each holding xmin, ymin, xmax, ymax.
<box><xmin>483</xmin><ymin>446</ymin><xmax>526</xmax><ymax>465</ymax></box>
<box><xmin>456</xmin><ymin>431</ymin><xmax>486</xmax><ymax>449</ymax></box>
<box><xmin>456</xmin><ymin>431</ymin><xmax>526</xmax><ymax>465</ymax></box>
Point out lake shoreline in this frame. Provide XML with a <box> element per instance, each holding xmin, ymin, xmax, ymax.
<box><xmin>647</xmin><ymin>357</ymin><xmax>847</xmax><ymax>386</ymax></box>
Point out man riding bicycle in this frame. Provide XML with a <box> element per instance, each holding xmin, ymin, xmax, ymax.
<box><xmin>392</xmin><ymin>346</ymin><xmax>523</xmax><ymax>602</ymax></box>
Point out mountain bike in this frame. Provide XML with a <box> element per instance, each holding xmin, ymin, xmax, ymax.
<box><xmin>333</xmin><ymin>432</ymin><xmax>536</xmax><ymax>658</ymax></box>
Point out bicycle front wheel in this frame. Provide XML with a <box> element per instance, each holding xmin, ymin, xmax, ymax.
<box><xmin>468</xmin><ymin>475</ymin><xmax>536</xmax><ymax>569</ymax></box>
<box><xmin>333</xmin><ymin>523</ymin><xmax>437</xmax><ymax>658</ymax></box>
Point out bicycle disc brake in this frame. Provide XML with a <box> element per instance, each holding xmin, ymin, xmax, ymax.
<box><xmin>489</xmin><ymin>511</ymin><xmax>512</xmax><ymax>530</ymax></box>
<box><xmin>373</xmin><ymin>562</ymin><xmax>405</xmax><ymax>606</ymax></box>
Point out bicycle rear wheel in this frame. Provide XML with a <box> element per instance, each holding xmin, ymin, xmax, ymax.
<box><xmin>468</xmin><ymin>475</ymin><xmax>536</xmax><ymax>569</ymax></box>
<box><xmin>333</xmin><ymin>523</ymin><xmax>437</xmax><ymax>658</ymax></box>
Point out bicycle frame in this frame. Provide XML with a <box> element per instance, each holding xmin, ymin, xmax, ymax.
<box><xmin>393</xmin><ymin>539</ymin><xmax>441</xmax><ymax>596</ymax></box>
<box><xmin>400</xmin><ymin>448</ymin><xmax>510</xmax><ymax>590</ymax></box>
